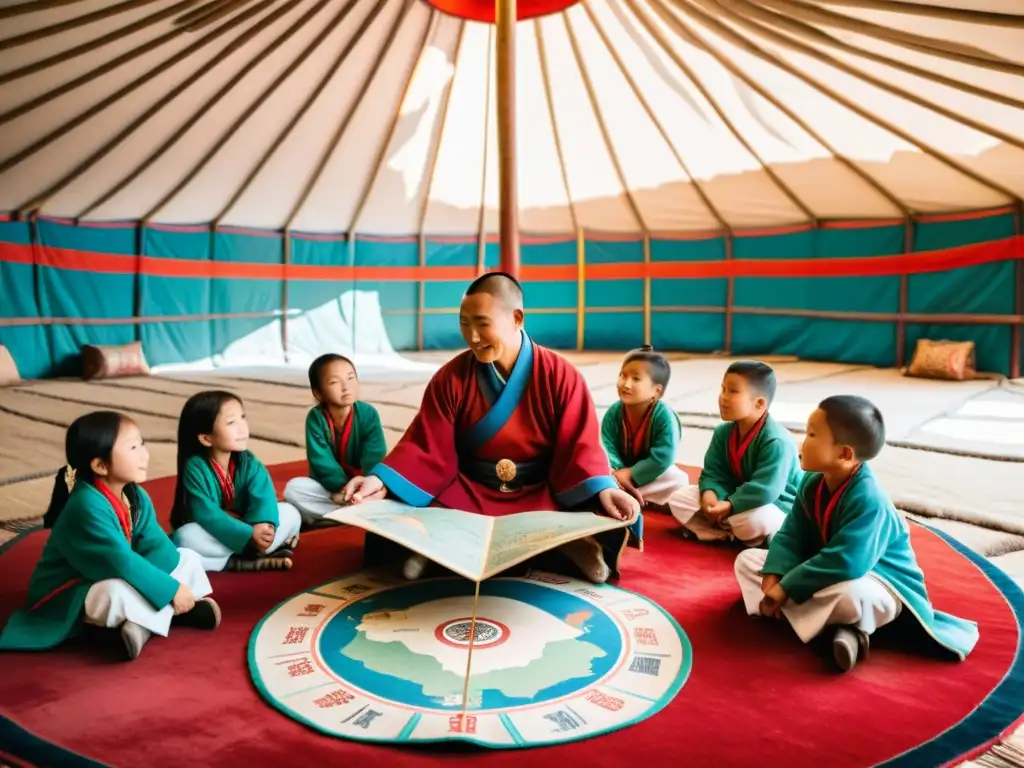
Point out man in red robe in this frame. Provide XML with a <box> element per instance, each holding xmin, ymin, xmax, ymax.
<box><xmin>343</xmin><ymin>272</ymin><xmax>640</xmax><ymax>583</ymax></box>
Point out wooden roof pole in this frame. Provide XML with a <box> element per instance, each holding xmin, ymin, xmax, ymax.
<box><xmin>496</xmin><ymin>0</ymin><xmax>520</xmax><ymax>278</ymax></box>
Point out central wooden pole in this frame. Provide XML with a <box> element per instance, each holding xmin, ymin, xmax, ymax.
<box><xmin>495</xmin><ymin>0</ymin><xmax>520</xmax><ymax>279</ymax></box>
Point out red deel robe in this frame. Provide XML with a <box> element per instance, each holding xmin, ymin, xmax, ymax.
<box><xmin>369</xmin><ymin>332</ymin><xmax>618</xmax><ymax>516</ymax></box>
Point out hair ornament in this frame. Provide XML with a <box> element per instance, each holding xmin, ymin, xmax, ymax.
<box><xmin>640</xmin><ymin>344</ymin><xmax>655</xmax><ymax>352</ymax></box>
<box><xmin>64</xmin><ymin>465</ymin><xmax>77</xmax><ymax>492</ymax></box>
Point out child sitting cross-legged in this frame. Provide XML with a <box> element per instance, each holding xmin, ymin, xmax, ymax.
<box><xmin>0</xmin><ymin>411</ymin><xmax>219</xmax><ymax>660</ymax></box>
<box><xmin>673</xmin><ymin>360</ymin><xmax>803</xmax><ymax>546</ymax></box>
<box><xmin>170</xmin><ymin>391</ymin><xmax>302</xmax><ymax>572</ymax></box>
<box><xmin>284</xmin><ymin>353</ymin><xmax>387</xmax><ymax>523</ymax></box>
<box><xmin>734</xmin><ymin>395</ymin><xmax>980</xmax><ymax>671</ymax></box>
<box><xmin>601</xmin><ymin>345</ymin><xmax>689</xmax><ymax>546</ymax></box>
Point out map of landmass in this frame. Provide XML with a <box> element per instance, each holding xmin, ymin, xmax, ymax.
<box><xmin>341</xmin><ymin>628</ymin><xmax>606</xmax><ymax>701</ymax></box>
<box><xmin>340</xmin><ymin>597</ymin><xmax>606</xmax><ymax>703</ymax></box>
<box><xmin>565</xmin><ymin>610</ymin><xmax>592</xmax><ymax>628</ymax></box>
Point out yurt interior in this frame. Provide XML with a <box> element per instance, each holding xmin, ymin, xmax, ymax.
<box><xmin>0</xmin><ymin>0</ymin><xmax>1022</xmax><ymax>765</ymax></box>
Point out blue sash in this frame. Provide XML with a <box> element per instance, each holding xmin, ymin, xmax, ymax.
<box><xmin>459</xmin><ymin>330</ymin><xmax>534</xmax><ymax>455</ymax></box>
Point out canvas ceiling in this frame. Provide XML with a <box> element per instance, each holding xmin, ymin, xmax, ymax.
<box><xmin>0</xmin><ymin>0</ymin><xmax>1022</xmax><ymax>235</ymax></box>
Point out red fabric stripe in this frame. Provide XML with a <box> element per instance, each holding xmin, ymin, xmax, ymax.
<box><xmin>94</xmin><ymin>482</ymin><xmax>133</xmax><ymax>543</ymax></box>
<box><xmin>0</xmin><ymin>244</ymin><xmax>33</xmax><ymax>265</ymax></box>
<box><xmin>28</xmin><ymin>577</ymin><xmax>83</xmax><ymax>612</ymax></box>
<box><xmin>812</xmin><ymin>465</ymin><xmax>861</xmax><ymax>544</ymax></box>
<box><xmin>0</xmin><ymin>236</ymin><xmax>1018</xmax><ymax>281</ymax></box>
<box><xmin>337</xmin><ymin>409</ymin><xmax>359</xmax><ymax>478</ymax></box>
<box><xmin>210</xmin><ymin>457</ymin><xmax>237</xmax><ymax>513</ymax></box>
<box><xmin>621</xmin><ymin>404</ymin><xmax>654</xmax><ymax>464</ymax></box>
<box><xmin>323</xmin><ymin>407</ymin><xmax>360</xmax><ymax>478</ymax></box>
<box><xmin>727</xmin><ymin>413</ymin><xmax>768</xmax><ymax>480</ymax></box>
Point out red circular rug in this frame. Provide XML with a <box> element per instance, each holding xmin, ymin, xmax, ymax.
<box><xmin>0</xmin><ymin>461</ymin><xmax>1021</xmax><ymax>768</ymax></box>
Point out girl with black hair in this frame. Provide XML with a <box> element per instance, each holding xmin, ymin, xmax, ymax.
<box><xmin>601</xmin><ymin>345</ymin><xmax>693</xmax><ymax>545</ymax></box>
<box><xmin>169</xmin><ymin>391</ymin><xmax>302</xmax><ymax>571</ymax></box>
<box><xmin>0</xmin><ymin>411</ymin><xmax>219</xmax><ymax>660</ymax></box>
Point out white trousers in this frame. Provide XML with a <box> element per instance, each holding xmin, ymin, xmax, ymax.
<box><xmin>667</xmin><ymin>482</ymin><xmax>785</xmax><ymax>547</ymax></box>
<box><xmin>173</xmin><ymin>502</ymin><xmax>303</xmax><ymax>571</ymax></box>
<box><xmin>283</xmin><ymin>477</ymin><xmax>343</xmax><ymax>521</ymax></box>
<box><xmin>734</xmin><ymin>548</ymin><xmax>902</xmax><ymax>643</ymax></box>
<box><xmin>635</xmin><ymin>465</ymin><xmax>694</xmax><ymax>516</ymax></box>
<box><xmin>83</xmin><ymin>547</ymin><xmax>212</xmax><ymax>638</ymax></box>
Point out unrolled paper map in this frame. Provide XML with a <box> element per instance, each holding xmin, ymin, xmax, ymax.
<box><xmin>322</xmin><ymin>500</ymin><xmax>631</xmax><ymax>582</ymax></box>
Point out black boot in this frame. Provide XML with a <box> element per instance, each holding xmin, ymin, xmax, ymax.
<box><xmin>227</xmin><ymin>554</ymin><xmax>292</xmax><ymax>571</ymax></box>
<box><xmin>173</xmin><ymin>597</ymin><xmax>222</xmax><ymax>630</ymax></box>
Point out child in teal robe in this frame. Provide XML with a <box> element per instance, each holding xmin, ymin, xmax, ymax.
<box><xmin>677</xmin><ymin>360</ymin><xmax>803</xmax><ymax>545</ymax></box>
<box><xmin>284</xmin><ymin>354</ymin><xmax>387</xmax><ymax>521</ymax></box>
<box><xmin>170</xmin><ymin>391</ymin><xmax>302</xmax><ymax>571</ymax></box>
<box><xmin>0</xmin><ymin>411</ymin><xmax>219</xmax><ymax>660</ymax></box>
<box><xmin>735</xmin><ymin>395</ymin><xmax>979</xmax><ymax>671</ymax></box>
<box><xmin>601</xmin><ymin>345</ymin><xmax>689</xmax><ymax>547</ymax></box>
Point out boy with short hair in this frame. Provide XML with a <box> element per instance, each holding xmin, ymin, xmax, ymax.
<box><xmin>735</xmin><ymin>394</ymin><xmax>979</xmax><ymax>671</ymax></box>
<box><xmin>283</xmin><ymin>354</ymin><xmax>388</xmax><ymax>521</ymax></box>
<box><xmin>671</xmin><ymin>360</ymin><xmax>803</xmax><ymax>546</ymax></box>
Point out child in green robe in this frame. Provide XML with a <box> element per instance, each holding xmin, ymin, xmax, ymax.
<box><xmin>0</xmin><ymin>411</ymin><xmax>219</xmax><ymax>660</ymax></box>
<box><xmin>735</xmin><ymin>395</ymin><xmax>979</xmax><ymax>671</ymax></box>
<box><xmin>675</xmin><ymin>360</ymin><xmax>803</xmax><ymax>546</ymax></box>
<box><xmin>601</xmin><ymin>345</ymin><xmax>688</xmax><ymax>547</ymax></box>
<box><xmin>170</xmin><ymin>391</ymin><xmax>302</xmax><ymax>572</ymax></box>
<box><xmin>283</xmin><ymin>353</ymin><xmax>387</xmax><ymax>522</ymax></box>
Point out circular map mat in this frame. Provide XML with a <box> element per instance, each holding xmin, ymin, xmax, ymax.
<box><xmin>249</xmin><ymin>568</ymin><xmax>691</xmax><ymax>748</ymax></box>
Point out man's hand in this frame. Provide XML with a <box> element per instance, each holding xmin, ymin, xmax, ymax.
<box><xmin>704</xmin><ymin>499</ymin><xmax>732</xmax><ymax>527</ymax></box>
<box><xmin>758</xmin><ymin>583</ymin><xmax>788</xmax><ymax>619</ymax></box>
<box><xmin>251</xmin><ymin>523</ymin><xmax>275</xmax><ymax>553</ymax></box>
<box><xmin>342</xmin><ymin>475</ymin><xmax>387</xmax><ymax>504</ymax></box>
<box><xmin>597</xmin><ymin>487</ymin><xmax>641</xmax><ymax>521</ymax></box>
<box><xmin>612</xmin><ymin>468</ymin><xmax>644</xmax><ymax>507</ymax></box>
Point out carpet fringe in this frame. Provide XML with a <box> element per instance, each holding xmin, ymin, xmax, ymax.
<box><xmin>0</xmin><ymin>517</ymin><xmax>42</xmax><ymax>535</ymax></box>
<box><xmin>968</xmin><ymin>739</ymin><xmax>1024</xmax><ymax>767</ymax></box>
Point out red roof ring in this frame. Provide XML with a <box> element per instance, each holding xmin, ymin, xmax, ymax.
<box><xmin>422</xmin><ymin>0</ymin><xmax>581</xmax><ymax>24</ymax></box>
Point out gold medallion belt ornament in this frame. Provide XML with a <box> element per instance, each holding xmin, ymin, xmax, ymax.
<box><xmin>495</xmin><ymin>459</ymin><xmax>518</xmax><ymax>493</ymax></box>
